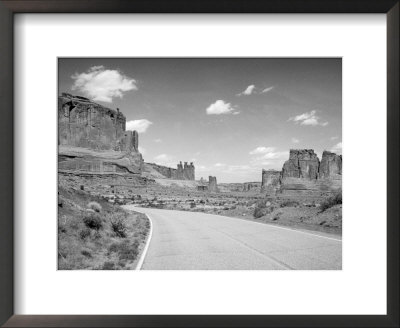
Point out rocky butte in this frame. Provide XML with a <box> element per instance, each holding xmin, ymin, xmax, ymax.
<box><xmin>208</xmin><ymin>176</ymin><xmax>219</xmax><ymax>193</ymax></box>
<box><xmin>145</xmin><ymin>161</ymin><xmax>195</xmax><ymax>180</ymax></box>
<box><xmin>58</xmin><ymin>93</ymin><xmax>143</xmax><ymax>176</ymax></box>
<box><xmin>261</xmin><ymin>149</ymin><xmax>342</xmax><ymax>194</ymax></box>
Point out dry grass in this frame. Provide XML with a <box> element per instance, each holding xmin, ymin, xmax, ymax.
<box><xmin>58</xmin><ymin>186</ymin><xmax>150</xmax><ymax>270</ymax></box>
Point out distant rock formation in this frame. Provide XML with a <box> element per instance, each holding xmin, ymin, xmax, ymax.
<box><xmin>58</xmin><ymin>93</ymin><xmax>143</xmax><ymax>175</ymax></box>
<box><xmin>242</xmin><ymin>182</ymin><xmax>262</xmax><ymax>192</ymax></box>
<box><xmin>208</xmin><ymin>176</ymin><xmax>218</xmax><ymax>192</ymax></box>
<box><xmin>262</xmin><ymin>149</ymin><xmax>342</xmax><ymax>194</ymax></box>
<box><xmin>319</xmin><ymin>151</ymin><xmax>342</xmax><ymax>180</ymax></box>
<box><xmin>261</xmin><ymin>170</ymin><xmax>281</xmax><ymax>193</ymax></box>
<box><xmin>145</xmin><ymin>161</ymin><xmax>195</xmax><ymax>180</ymax></box>
<box><xmin>281</xmin><ymin>149</ymin><xmax>319</xmax><ymax>180</ymax></box>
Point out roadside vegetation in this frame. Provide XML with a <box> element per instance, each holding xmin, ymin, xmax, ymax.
<box><xmin>58</xmin><ymin>187</ymin><xmax>150</xmax><ymax>270</ymax></box>
<box><xmin>319</xmin><ymin>191</ymin><xmax>342</xmax><ymax>212</ymax></box>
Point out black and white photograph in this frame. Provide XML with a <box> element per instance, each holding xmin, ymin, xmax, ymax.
<box><xmin>58</xmin><ymin>58</ymin><xmax>342</xmax><ymax>270</ymax></box>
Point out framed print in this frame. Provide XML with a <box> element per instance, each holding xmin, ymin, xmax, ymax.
<box><xmin>1</xmin><ymin>0</ymin><xmax>398</xmax><ymax>327</ymax></box>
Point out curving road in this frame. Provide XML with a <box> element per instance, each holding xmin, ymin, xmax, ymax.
<box><xmin>123</xmin><ymin>206</ymin><xmax>342</xmax><ymax>270</ymax></box>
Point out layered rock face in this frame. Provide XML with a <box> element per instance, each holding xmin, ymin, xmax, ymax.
<box><xmin>319</xmin><ymin>151</ymin><xmax>342</xmax><ymax>180</ymax></box>
<box><xmin>208</xmin><ymin>176</ymin><xmax>218</xmax><ymax>192</ymax></box>
<box><xmin>262</xmin><ymin>149</ymin><xmax>342</xmax><ymax>194</ymax></box>
<box><xmin>281</xmin><ymin>149</ymin><xmax>320</xmax><ymax>180</ymax></box>
<box><xmin>58</xmin><ymin>93</ymin><xmax>143</xmax><ymax>175</ymax></box>
<box><xmin>145</xmin><ymin>161</ymin><xmax>195</xmax><ymax>180</ymax></box>
<box><xmin>59</xmin><ymin>93</ymin><xmax>130</xmax><ymax>150</ymax></box>
<box><xmin>242</xmin><ymin>182</ymin><xmax>262</xmax><ymax>192</ymax></box>
<box><xmin>261</xmin><ymin>170</ymin><xmax>281</xmax><ymax>193</ymax></box>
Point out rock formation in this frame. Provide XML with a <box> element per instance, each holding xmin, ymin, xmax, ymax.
<box><xmin>281</xmin><ymin>149</ymin><xmax>319</xmax><ymax>180</ymax></box>
<box><xmin>58</xmin><ymin>93</ymin><xmax>143</xmax><ymax>175</ymax></box>
<box><xmin>261</xmin><ymin>170</ymin><xmax>281</xmax><ymax>193</ymax></box>
<box><xmin>262</xmin><ymin>149</ymin><xmax>342</xmax><ymax>194</ymax></box>
<box><xmin>144</xmin><ymin>161</ymin><xmax>195</xmax><ymax>180</ymax></box>
<box><xmin>59</xmin><ymin>93</ymin><xmax>129</xmax><ymax>150</ymax></box>
<box><xmin>208</xmin><ymin>176</ymin><xmax>218</xmax><ymax>192</ymax></box>
<box><xmin>242</xmin><ymin>182</ymin><xmax>262</xmax><ymax>192</ymax></box>
<box><xmin>319</xmin><ymin>151</ymin><xmax>342</xmax><ymax>180</ymax></box>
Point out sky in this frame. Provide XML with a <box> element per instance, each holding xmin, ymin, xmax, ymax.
<box><xmin>58</xmin><ymin>58</ymin><xmax>342</xmax><ymax>183</ymax></box>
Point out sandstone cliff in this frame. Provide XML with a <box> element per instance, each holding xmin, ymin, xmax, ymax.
<box><xmin>208</xmin><ymin>176</ymin><xmax>218</xmax><ymax>192</ymax></box>
<box><xmin>58</xmin><ymin>93</ymin><xmax>143</xmax><ymax>175</ymax></box>
<box><xmin>281</xmin><ymin>149</ymin><xmax>320</xmax><ymax>180</ymax></box>
<box><xmin>319</xmin><ymin>151</ymin><xmax>342</xmax><ymax>180</ymax></box>
<box><xmin>143</xmin><ymin>161</ymin><xmax>195</xmax><ymax>180</ymax></box>
<box><xmin>261</xmin><ymin>170</ymin><xmax>281</xmax><ymax>193</ymax></box>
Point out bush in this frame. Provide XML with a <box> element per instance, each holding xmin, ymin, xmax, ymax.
<box><xmin>254</xmin><ymin>207</ymin><xmax>267</xmax><ymax>219</ymax></box>
<box><xmin>102</xmin><ymin>261</ymin><xmax>115</xmax><ymax>270</ymax></box>
<box><xmin>108</xmin><ymin>240</ymin><xmax>139</xmax><ymax>261</ymax></box>
<box><xmin>79</xmin><ymin>228</ymin><xmax>91</xmax><ymax>240</ymax></box>
<box><xmin>320</xmin><ymin>191</ymin><xmax>342</xmax><ymax>212</ymax></box>
<box><xmin>81</xmin><ymin>250</ymin><xmax>92</xmax><ymax>258</ymax></box>
<box><xmin>110</xmin><ymin>216</ymin><xmax>127</xmax><ymax>238</ymax></box>
<box><xmin>280</xmin><ymin>200</ymin><xmax>299</xmax><ymax>208</ymax></box>
<box><xmin>253</xmin><ymin>199</ymin><xmax>275</xmax><ymax>218</ymax></box>
<box><xmin>83</xmin><ymin>212</ymin><xmax>102</xmax><ymax>230</ymax></box>
<box><xmin>87</xmin><ymin>201</ymin><xmax>102</xmax><ymax>213</ymax></box>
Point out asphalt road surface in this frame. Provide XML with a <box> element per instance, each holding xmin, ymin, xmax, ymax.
<box><xmin>123</xmin><ymin>206</ymin><xmax>342</xmax><ymax>270</ymax></box>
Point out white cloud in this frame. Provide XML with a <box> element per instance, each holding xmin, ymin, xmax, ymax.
<box><xmin>154</xmin><ymin>138</ymin><xmax>162</xmax><ymax>143</ymax></box>
<box><xmin>206</xmin><ymin>100</ymin><xmax>236</xmax><ymax>115</ymax></box>
<box><xmin>249</xmin><ymin>146</ymin><xmax>287</xmax><ymax>166</ymax></box>
<box><xmin>288</xmin><ymin>110</ymin><xmax>328</xmax><ymax>126</ymax></box>
<box><xmin>237</xmin><ymin>85</ymin><xmax>256</xmax><ymax>96</ymax></box>
<box><xmin>138</xmin><ymin>146</ymin><xmax>146</xmax><ymax>154</ymax></box>
<box><xmin>261</xmin><ymin>86</ymin><xmax>274</xmax><ymax>93</ymax></box>
<box><xmin>214</xmin><ymin>163</ymin><xmax>226</xmax><ymax>167</ymax></box>
<box><xmin>153</xmin><ymin>154</ymin><xmax>175</xmax><ymax>166</ymax></box>
<box><xmin>291</xmin><ymin>137</ymin><xmax>300</xmax><ymax>144</ymax></box>
<box><xmin>126</xmin><ymin>119</ymin><xmax>153</xmax><ymax>133</ymax></box>
<box><xmin>330</xmin><ymin>136</ymin><xmax>339</xmax><ymax>140</ymax></box>
<box><xmin>249</xmin><ymin>146</ymin><xmax>276</xmax><ymax>155</ymax></box>
<box><xmin>71</xmin><ymin>66</ymin><xmax>137</xmax><ymax>103</ymax></box>
<box><xmin>331</xmin><ymin>142</ymin><xmax>342</xmax><ymax>153</ymax></box>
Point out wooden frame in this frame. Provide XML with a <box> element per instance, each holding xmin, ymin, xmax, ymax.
<box><xmin>0</xmin><ymin>0</ymin><xmax>398</xmax><ymax>326</ymax></box>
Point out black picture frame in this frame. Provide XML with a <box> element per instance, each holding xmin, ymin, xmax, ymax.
<box><xmin>0</xmin><ymin>1</ymin><xmax>398</xmax><ymax>327</ymax></box>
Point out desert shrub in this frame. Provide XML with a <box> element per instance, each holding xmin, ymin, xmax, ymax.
<box><xmin>81</xmin><ymin>250</ymin><xmax>92</xmax><ymax>258</ymax></box>
<box><xmin>83</xmin><ymin>212</ymin><xmax>102</xmax><ymax>230</ymax></box>
<box><xmin>256</xmin><ymin>199</ymin><xmax>267</xmax><ymax>209</ymax></box>
<box><xmin>110</xmin><ymin>216</ymin><xmax>127</xmax><ymax>238</ymax></box>
<box><xmin>108</xmin><ymin>240</ymin><xmax>139</xmax><ymax>261</ymax></box>
<box><xmin>254</xmin><ymin>206</ymin><xmax>267</xmax><ymax>219</ymax></box>
<box><xmin>79</xmin><ymin>228</ymin><xmax>91</xmax><ymax>240</ymax></box>
<box><xmin>87</xmin><ymin>201</ymin><xmax>102</xmax><ymax>213</ymax></box>
<box><xmin>102</xmin><ymin>261</ymin><xmax>115</xmax><ymax>270</ymax></box>
<box><xmin>253</xmin><ymin>199</ymin><xmax>275</xmax><ymax>218</ymax></box>
<box><xmin>280</xmin><ymin>200</ymin><xmax>299</xmax><ymax>208</ymax></box>
<box><xmin>190</xmin><ymin>202</ymin><xmax>196</xmax><ymax>208</ymax></box>
<box><xmin>319</xmin><ymin>191</ymin><xmax>342</xmax><ymax>212</ymax></box>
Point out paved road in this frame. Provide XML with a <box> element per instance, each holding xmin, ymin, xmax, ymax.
<box><xmin>123</xmin><ymin>206</ymin><xmax>342</xmax><ymax>270</ymax></box>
